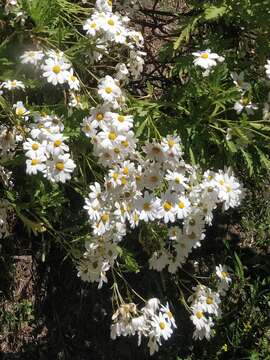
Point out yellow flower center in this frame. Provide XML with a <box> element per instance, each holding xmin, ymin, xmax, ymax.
<box><xmin>16</xmin><ymin>107</ymin><xmax>25</xmax><ymax>116</ymax></box>
<box><xmin>178</xmin><ymin>201</ymin><xmax>185</xmax><ymax>209</ymax></box>
<box><xmin>108</xmin><ymin>0</ymin><xmax>112</xmax><ymax>5</ymax></box>
<box><xmin>105</xmin><ymin>87</ymin><xmax>112</xmax><ymax>94</ymax></box>
<box><xmin>108</xmin><ymin>19</ymin><xmax>115</xmax><ymax>26</ymax></box>
<box><xmin>121</xmin><ymin>176</ymin><xmax>127</xmax><ymax>186</ymax></box>
<box><xmin>101</xmin><ymin>213</ymin><xmax>109</xmax><ymax>223</ymax></box>
<box><xmin>143</xmin><ymin>202</ymin><xmax>151</xmax><ymax>211</ymax></box>
<box><xmin>196</xmin><ymin>311</ymin><xmax>203</xmax><ymax>319</ymax></box>
<box><xmin>71</xmin><ymin>75</ymin><xmax>77</xmax><ymax>82</ymax></box>
<box><xmin>163</xmin><ymin>201</ymin><xmax>172</xmax><ymax>211</ymax></box>
<box><xmin>208</xmin><ymin>175</ymin><xmax>213</xmax><ymax>180</ymax></box>
<box><xmin>52</xmin><ymin>65</ymin><xmax>61</xmax><ymax>74</ymax></box>
<box><xmin>108</xmin><ymin>132</ymin><xmax>117</xmax><ymax>141</ymax></box>
<box><xmin>31</xmin><ymin>159</ymin><xmax>39</xmax><ymax>165</ymax></box>
<box><xmin>175</xmin><ymin>177</ymin><xmax>181</xmax><ymax>184</ymax></box>
<box><xmin>168</xmin><ymin>139</ymin><xmax>175</xmax><ymax>148</ymax></box>
<box><xmin>54</xmin><ymin>139</ymin><xmax>62</xmax><ymax>147</ymax></box>
<box><xmin>242</xmin><ymin>97</ymin><xmax>250</xmax><ymax>106</ymax></box>
<box><xmin>118</xmin><ymin>115</ymin><xmax>125</xmax><ymax>122</ymax></box>
<box><xmin>121</xmin><ymin>140</ymin><xmax>129</xmax><ymax>148</ymax></box>
<box><xmin>90</xmin><ymin>22</ymin><xmax>97</xmax><ymax>28</ymax></box>
<box><xmin>221</xmin><ymin>271</ymin><xmax>228</xmax><ymax>278</ymax></box>
<box><xmin>167</xmin><ymin>311</ymin><xmax>173</xmax><ymax>319</ymax></box>
<box><xmin>96</xmin><ymin>113</ymin><xmax>104</xmax><ymax>121</ymax></box>
<box><xmin>206</xmin><ymin>296</ymin><xmax>213</xmax><ymax>305</ymax></box>
<box><xmin>123</xmin><ymin>167</ymin><xmax>129</xmax><ymax>175</ymax></box>
<box><xmin>219</xmin><ymin>179</ymin><xmax>225</xmax><ymax>186</ymax></box>
<box><xmin>201</xmin><ymin>53</ymin><xmax>209</xmax><ymax>59</ymax></box>
<box><xmin>159</xmin><ymin>322</ymin><xmax>166</xmax><ymax>330</ymax></box>
<box><xmin>226</xmin><ymin>185</ymin><xmax>232</xmax><ymax>192</ymax></box>
<box><xmin>112</xmin><ymin>172</ymin><xmax>119</xmax><ymax>181</ymax></box>
<box><xmin>55</xmin><ymin>162</ymin><xmax>64</xmax><ymax>171</ymax></box>
<box><xmin>114</xmin><ymin>147</ymin><xmax>120</xmax><ymax>154</ymax></box>
<box><xmin>32</xmin><ymin>143</ymin><xmax>39</xmax><ymax>150</ymax></box>
<box><xmin>11</xmin><ymin>80</ymin><xmax>17</xmax><ymax>86</ymax></box>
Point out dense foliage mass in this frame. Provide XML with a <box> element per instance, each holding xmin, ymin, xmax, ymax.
<box><xmin>0</xmin><ymin>0</ymin><xmax>269</xmax><ymax>359</ymax></box>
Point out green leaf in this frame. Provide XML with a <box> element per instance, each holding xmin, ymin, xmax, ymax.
<box><xmin>234</xmin><ymin>252</ymin><xmax>245</xmax><ymax>281</ymax></box>
<box><xmin>240</xmin><ymin>149</ymin><xmax>254</xmax><ymax>176</ymax></box>
<box><xmin>174</xmin><ymin>16</ymin><xmax>200</xmax><ymax>50</ymax></box>
<box><xmin>203</xmin><ymin>5</ymin><xmax>227</xmax><ymax>21</ymax></box>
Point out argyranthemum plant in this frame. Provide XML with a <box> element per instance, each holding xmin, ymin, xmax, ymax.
<box><xmin>1</xmin><ymin>0</ymin><xmax>263</xmax><ymax>357</ymax></box>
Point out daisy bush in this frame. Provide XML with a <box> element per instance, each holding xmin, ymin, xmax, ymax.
<box><xmin>0</xmin><ymin>0</ymin><xmax>269</xmax><ymax>358</ymax></box>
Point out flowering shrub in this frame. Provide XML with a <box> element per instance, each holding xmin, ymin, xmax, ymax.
<box><xmin>0</xmin><ymin>0</ymin><xmax>269</xmax><ymax>357</ymax></box>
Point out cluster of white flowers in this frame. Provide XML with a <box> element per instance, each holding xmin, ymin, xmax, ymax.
<box><xmin>110</xmin><ymin>298</ymin><xmax>176</xmax><ymax>356</ymax></box>
<box><xmin>189</xmin><ymin>265</ymin><xmax>232</xmax><ymax>341</ymax></box>
<box><xmin>0</xmin><ymin>199</ymin><xmax>13</xmax><ymax>239</ymax></box>
<box><xmin>23</xmin><ymin>113</ymin><xmax>76</xmax><ymax>183</ymax></box>
<box><xmin>79</xmin><ymin>130</ymin><xmax>244</xmax><ymax>284</ymax></box>
<box><xmin>192</xmin><ymin>49</ymin><xmax>261</xmax><ymax>116</ymax></box>
<box><xmin>83</xmin><ymin>0</ymin><xmax>145</xmax><ymax>79</ymax></box>
<box><xmin>19</xmin><ymin>49</ymin><xmax>81</xmax><ymax>109</ymax></box>
<box><xmin>4</xmin><ymin>0</ymin><xmax>27</xmax><ymax>25</ymax></box>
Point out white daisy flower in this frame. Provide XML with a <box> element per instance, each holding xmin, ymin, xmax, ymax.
<box><xmin>143</xmin><ymin>164</ymin><xmax>163</xmax><ymax>190</ymax></box>
<box><xmin>98</xmin><ymin>125</ymin><xmax>124</xmax><ymax>149</ymax></box>
<box><xmin>83</xmin><ymin>18</ymin><xmax>100</xmax><ymax>36</ymax></box>
<box><xmin>26</xmin><ymin>155</ymin><xmax>46</xmax><ymax>175</ymax></box>
<box><xmin>2</xmin><ymin>79</ymin><xmax>25</xmax><ymax>90</ymax></box>
<box><xmin>46</xmin><ymin>153</ymin><xmax>76</xmax><ymax>183</ymax></box>
<box><xmin>95</xmin><ymin>0</ymin><xmax>113</xmax><ymax>13</ymax></box>
<box><xmin>142</xmin><ymin>141</ymin><xmax>165</xmax><ymax>163</ymax></box>
<box><xmin>234</xmin><ymin>96</ymin><xmax>258</xmax><ymax>115</ymax></box>
<box><xmin>41</xmin><ymin>56</ymin><xmax>71</xmax><ymax>86</ymax></box>
<box><xmin>175</xmin><ymin>195</ymin><xmax>191</xmax><ymax>219</ymax></box>
<box><xmin>151</xmin><ymin>312</ymin><xmax>173</xmax><ymax>341</ymax></box>
<box><xmin>190</xmin><ymin>305</ymin><xmax>209</xmax><ymax>331</ymax></box>
<box><xmin>161</xmin><ymin>135</ymin><xmax>182</xmax><ymax>156</ymax></box>
<box><xmin>20</xmin><ymin>50</ymin><xmax>44</xmax><ymax>65</ymax></box>
<box><xmin>23</xmin><ymin>138</ymin><xmax>46</xmax><ymax>158</ymax></box>
<box><xmin>13</xmin><ymin>101</ymin><xmax>30</xmax><ymax>120</ymax></box>
<box><xmin>81</xmin><ymin>117</ymin><xmax>98</xmax><ymax>138</ymax></box>
<box><xmin>198</xmin><ymin>289</ymin><xmax>221</xmax><ymax>316</ymax></box>
<box><xmin>165</xmin><ymin>170</ymin><xmax>188</xmax><ymax>193</ymax></box>
<box><xmin>230</xmin><ymin>71</ymin><xmax>250</xmax><ymax>91</ymax></box>
<box><xmin>98</xmin><ymin>75</ymin><xmax>122</xmax><ymax>102</ymax></box>
<box><xmin>46</xmin><ymin>133</ymin><xmax>69</xmax><ymax>156</ymax></box>
<box><xmin>67</xmin><ymin>68</ymin><xmax>80</xmax><ymax>90</ymax></box>
<box><xmin>134</xmin><ymin>191</ymin><xmax>160</xmax><ymax>222</ymax></box>
<box><xmin>216</xmin><ymin>264</ymin><xmax>232</xmax><ymax>294</ymax></box>
<box><xmin>214</xmin><ymin>169</ymin><xmax>244</xmax><ymax>210</ymax></box>
<box><xmin>110</xmin><ymin>112</ymin><xmax>133</xmax><ymax>132</ymax></box>
<box><xmin>192</xmin><ymin>49</ymin><xmax>224</xmax><ymax>70</ymax></box>
<box><xmin>99</xmin><ymin>14</ymin><xmax>122</xmax><ymax>39</ymax></box>
<box><xmin>161</xmin><ymin>302</ymin><xmax>177</xmax><ymax>328</ymax></box>
<box><xmin>158</xmin><ymin>191</ymin><xmax>177</xmax><ymax>223</ymax></box>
